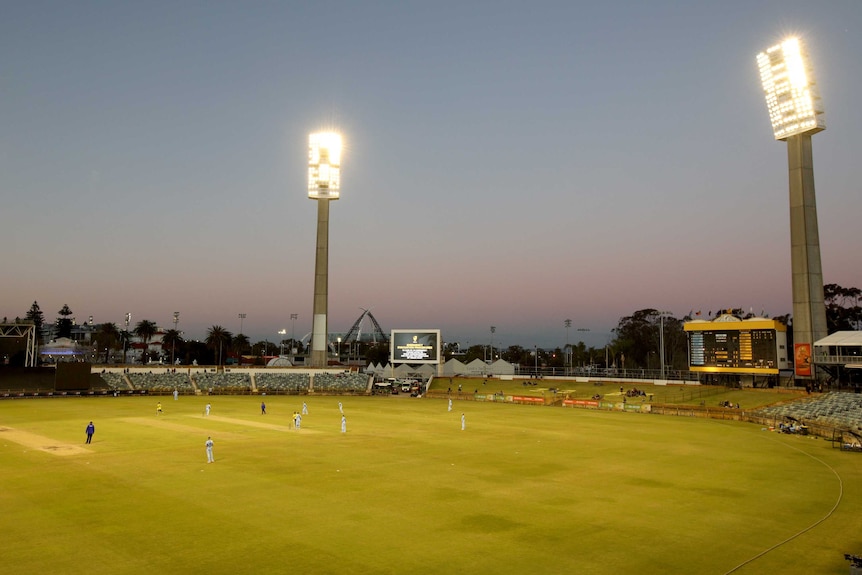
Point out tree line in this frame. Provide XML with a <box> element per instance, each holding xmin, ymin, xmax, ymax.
<box><xmin>4</xmin><ymin>284</ymin><xmax>860</xmax><ymax>368</ymax></box>
<box><xmin>444</xmin><ymin>283</ymin><xmax>861</xmax><ymax>371</ymax></box>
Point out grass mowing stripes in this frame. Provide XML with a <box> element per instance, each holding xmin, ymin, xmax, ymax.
<box><xmin>0</xmin><ymin>394</ymin><xmax>859</xmax><ymax>574</ymax></box>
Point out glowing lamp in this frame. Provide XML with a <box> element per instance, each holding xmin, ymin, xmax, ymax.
<box><xmin>757</xmin><ymin>37</ymin><xmax>824</xmax><ymax>140</ymax></box>
<box><xmin>308</xmin><ymin>132</ymin><xmax>342</xmax><ymax>199</ymax></box>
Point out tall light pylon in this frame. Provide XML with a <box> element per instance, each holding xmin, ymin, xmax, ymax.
<box><xmin>757</xmin><ymin>37</ymin><xmax>828</xmax><ymax>380</ymax></box>
<box><xmin>307</xmin><ymin>132</ymin><xmax>343</xmax><ymax>368</ymax></box>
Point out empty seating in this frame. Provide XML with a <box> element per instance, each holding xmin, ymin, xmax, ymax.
<box><xmin>313</xmin><ymin>372</ymin><xmax>370</xmax><ymax>393</ymax></box>
<box><xmin>99</xmin><ymin>372</ymin><xmax>130</xmax><ymax>390</ymax></box>
<box><xmin>255</xmin><ymin>372</ymin><xmax>310</xmax><ymax>393</ymax></box>
<box><xmin>755</xmin><ymin>392</ymin><xmax>862</xmax><ymax>431</ymax></box>
<box><xmin>194</xmin><ymin>371</ymin><xmax>251</xmax><ymax>393</ymax></box>
<box><xmin>128</xmin><ymin>372</ymin><xmax>194</xmax><ymax>392</ymax></box>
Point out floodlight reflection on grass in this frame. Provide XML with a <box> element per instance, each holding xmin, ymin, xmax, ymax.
<box><xmin>757</xmin><ymin>37</ymin><xmax>824</xmax><ymax>140</ymax></box>
<box><xmin>308</xmin><ymin>132</ymin><xmax>342</xmax><ymax>199</ymax></box>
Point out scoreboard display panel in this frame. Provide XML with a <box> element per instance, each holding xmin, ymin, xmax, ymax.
<box><xmin>390</xmin><ymin>330</ymin><xmax>441</xmax><ymax>364</ymax></box>
<box><xmin>685</xmin><ymin>318</ymin><xmax>788</xmax><ymax>374</ymax></box>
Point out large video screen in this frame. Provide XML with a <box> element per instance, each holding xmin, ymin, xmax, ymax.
<box><xmin>390</xmin><ymin>330</ymin><xmax>441</xmax><ymax>364</ymax></box>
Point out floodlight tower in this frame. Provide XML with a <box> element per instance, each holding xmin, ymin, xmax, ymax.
<box><xmin>307</xmin><ymin>132</ymin><xmax>342</xmax><ymax>368</ymax></box>
<box><xmin>757</xmin><ymin>37</ymin><xmax>828</xmax><ymax>380</ymax></box>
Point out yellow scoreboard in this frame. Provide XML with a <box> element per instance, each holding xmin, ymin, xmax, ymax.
<box><xmin>684</xmin><ymin>315</ymin><xmax>789</xmax><ymax>375</ymax></box>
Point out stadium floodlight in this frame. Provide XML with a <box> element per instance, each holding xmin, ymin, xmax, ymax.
<box><xmin>755</xmin><ymin>36</ymin><xmax>828</xmax><ymax>380</ymax></box>
<box><xmin>307</xmin><ymin>131</ymin><xmax>343</xmax><ymax>367</ymax></box>
<box><xmin>757</xmin><ymin>37</ymin><xmax>824</xmax><ymax>140</ymax></box>
<box><xmin>308</xmin><ymin>132</ymin><xmax>342</xmax><ymax>199</ymax></box>
<box><xmin>278</xmin><ymin>329</ymin><xmax>287</xmax><ymax>355</ymax></box>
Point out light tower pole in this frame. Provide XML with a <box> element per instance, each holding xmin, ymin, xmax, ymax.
<box><xmin>534</xmin><ymin>345</ymin><xmax>538</xmax><ymax>376</ymax></box>
<box><xmin>290</xmin><ymin>313</ymin><xmax>298</xmax><ymax>357</ymax></box>
<box><xmin>123</xmin><ymin>312</ymin><xmax>131</xmax><ymax>364</ymax></box>
<box><xmin>577</xmin><ymin>327</ymin><xmax>590</xmax><ymax>370</ymax></box>
<box><xmin>307</xmin><ymin>132</ymin><xmax>342</xmax><ymax>368</ymax></box>
<box><xmin>654</xmin><ymin>311</ymin><xmax>672</xmax><ymax>380</ymax></box>
<box><xmin>757</xmin><ymin>37</ymin><xmax>827</xmax><ymax>381</ymax></box>
<box><xmin>172</xmin><ymin>311</ymin><xmax>179</xmax><ymax>365</ymax></box>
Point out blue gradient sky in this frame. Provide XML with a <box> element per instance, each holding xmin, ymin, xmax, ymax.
<box><xmin>2</xmin><ymin>1</ymin><xmax>860</xmax><ymax>350</ymax></box>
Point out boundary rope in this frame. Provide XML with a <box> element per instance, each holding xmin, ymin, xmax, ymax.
<box><xmin>722</xmin><ymin>433</ymin><xmax>844</xmax><ymax>574</ymax></box>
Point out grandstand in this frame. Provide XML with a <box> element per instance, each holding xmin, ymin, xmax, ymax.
<box><xmin>194</xmin><ymin>371</ymin><xmax>252</xmax><ymax>393</ymax></box>
<box><xmin>255</xmin><ymin>372</ymin><xmax>310</xmax><ymax>394</ymax></box>
<box><xmin>312</xmin><ymin>372</ymin><xmax>371</xmax><ymax>393</ymax></box>
<box><xmin>98</xmin><ymin>372</ymin><xmax>130</xmax><ymax>391</ymax></box>
<box><xmin>754</xmin><ymin>391</ymin><xmax>862</xmax><ymax>432</ymax></box>
<box><xmin>128</xmin><ymin>372</ymin><xmax>194</xmax><ymax>393</ymax></box>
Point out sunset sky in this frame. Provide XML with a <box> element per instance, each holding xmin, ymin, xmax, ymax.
<box><xmin>2</xmin><ymin>1</ymin><xmax>861</xmax><ymax>350</ymax></box>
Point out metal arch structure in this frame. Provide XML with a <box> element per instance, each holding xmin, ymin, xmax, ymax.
<box><xmin>343</xmin><ymin>308</ymin><xmax>387</xmax><ymax>344</ymax></box>
<box><xmin>0</xmin><ymin>323</ymin><xmax>37</xmax><ymax>367</ymax></box>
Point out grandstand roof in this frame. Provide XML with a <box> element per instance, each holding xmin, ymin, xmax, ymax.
<box><xmin>814</xmin><ymin>331</ymin><xmax>862</xmax><ymax>347</ymax></box>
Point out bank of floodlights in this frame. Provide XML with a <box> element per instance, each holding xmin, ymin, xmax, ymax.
<box><xmin>757</xmin><ymin>37</ymin><xmax>824</xmax><ymax>140</ymax></box>
<box><xmin>308</xmin><ymin>132</ymin><xmax>342</xmax><ymax>199</ymax></box>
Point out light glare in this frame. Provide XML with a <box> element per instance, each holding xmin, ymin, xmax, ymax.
<box><xmin>308</xmin><ymin>132</ymin><xmax>342</xmax><ymax>199</ymax></box>
<box><xmin>756</xmin><ymin>37</ymin><xmax>824</xmax><ymax>140</ymax></box>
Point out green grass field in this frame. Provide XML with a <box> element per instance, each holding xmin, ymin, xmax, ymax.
<box><xmin>428</xmin><ymin>377</ymin><xmax>808</xmax><ymax>409</ymax></box>
<box><xmin>1</xmin><ymin>394</ymin><xmax>859</xmax><ymax>574</ymax></box>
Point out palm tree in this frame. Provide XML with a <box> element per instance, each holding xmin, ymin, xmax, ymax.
<box><xmin>120</xmin><ymin>329</ymin><xmax>132</xmax><ymax>364</ymax></box>
<box><xmin>162</xmin><ymin>329</ymin><xmax>184</xmax><ymax>365</ymax></box>
<box><xmin>232</xmin><ymin>334</ymin><xmax>250</xmax><ymax>365</ymax></box>
<box><xmin>206</xmin><ymin>325</ymin><xmax>232</xmax><ymax>367</ymax></box>
<box><xmin>134</xmin><ymin>320</ymin><xmax>158</xmax><ymax>364</ymax></box>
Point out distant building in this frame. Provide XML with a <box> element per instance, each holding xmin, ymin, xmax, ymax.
<box><xmin>40</xmin><ymin>320</ymin><xmax>168</xmax><ymax>364</ymax></box>
<box><xmin>812</xmin><ymin>331</ymin><xmax>862</xmax><ymax>387</ymax></box>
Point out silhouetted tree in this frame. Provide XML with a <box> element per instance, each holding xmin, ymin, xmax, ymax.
<box><xmin>611</xmin><ymin>309</ymin><xmax>686</xmax><ymax>370</ymax></box>
<box><xmin>206</xmin><ymin>326</ymin><xmax>232</xmax><ymax>366</ymax></box>
<box><xmin>232</xmin><ymin>334</ymin><xmax>250</xmax><ymax>363</ymax></box>
<box><xmin>96</xmin><ymin>323</ymin><xmax>120</xmax><ymax>363</ymax></box>
<box><xmin>134</xmin><ymin>320</ymin><xmax>158</xmax><ymax>363</ymax></box>
<box><xmin>824</xmin><ymin>283</ymin><xmax>862</xmax><ymax>333</ymax></box>
<box><xmin>56</xmin><ymin>304</ymin><xmax>74</xmax><ymax>339</ymax></box>
<box><xmin>25</xmin><ymin>301</ymin><xmax>45</xmax><ymax>343</ymax></box>
<box><xmin>463</xmin><ymin>344</ymin><xmax>486</xmax><ymax>363</ymax></box>
<box><xmin>120</xmin><ymin>329</ymin><xmax>132</xmax><ymax>364</ymax></box>
<box><xmin>162</xmin><ymin>329</ymin><xmax>184</xmax><ymax>364</ymax></box>
<box><xmin>501</xmin><ymin>345</ymin><xmax>532</xmax><ymax>366</ymax></box>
